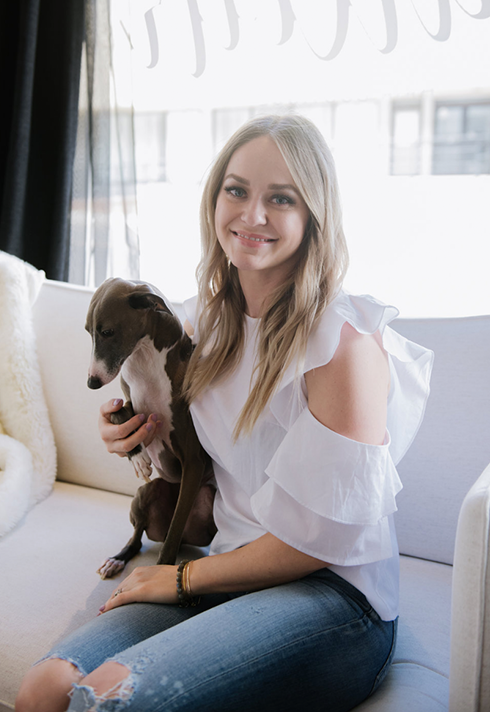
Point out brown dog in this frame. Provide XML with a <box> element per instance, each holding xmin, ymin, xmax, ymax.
<box><xmin>85</xmin><ymin>278</ymin><xmax>216</xmax><ymax>578</ymax></box>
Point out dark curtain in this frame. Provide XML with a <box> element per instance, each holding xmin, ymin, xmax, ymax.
<box><xmin>0</xmin><ymin>0</ymin><xmax>85</xmax><ymax>281</ymax></box>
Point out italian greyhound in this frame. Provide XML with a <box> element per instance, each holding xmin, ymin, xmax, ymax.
<box><xmin>85</xmin><ymin>278</ymin><xmax>216</xmax><ymax>578</ymax></box>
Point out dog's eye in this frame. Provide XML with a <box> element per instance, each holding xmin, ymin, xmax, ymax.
<box><xmin>101</xmin><ymin>329</ymin><xmax>115</xmax><ymax>338</ymax></box>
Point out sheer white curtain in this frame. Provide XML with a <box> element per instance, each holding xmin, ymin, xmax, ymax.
<box><xmin>69</xmin><ymin>0</ymin><xmax>139</xmax><ymax>287</ymax></box>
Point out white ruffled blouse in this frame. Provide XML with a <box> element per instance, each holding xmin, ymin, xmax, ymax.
<box><xmin>184</xmin><ymin>291</ymin><xmax>433</xmax><ymax>621</ymax></box>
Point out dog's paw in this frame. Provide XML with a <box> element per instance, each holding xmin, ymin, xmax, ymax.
<box><xmin>97</xmin><ymin>558</ymin><xmax>126</xmax><ymax>579</ymax></box>
<box><xmin>131</xmin><ymin>449</ymin><xmax>153</xmax><ymax>483</ymax></box>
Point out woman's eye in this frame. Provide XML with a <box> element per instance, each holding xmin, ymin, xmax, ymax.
<box><xmin>272</xmin><ymin>194</ymin><xmax>294</xmax><ymax>205</ymax></box>
<box><xmin>224</xmin><ymin>186</ymin><xmax>246</xmax><ymax>198</ymax></box>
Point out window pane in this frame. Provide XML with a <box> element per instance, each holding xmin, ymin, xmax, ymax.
<box><xmin>466</xmin><ymin>104</ymin><xmax>490</xmax><ymax>137</ymax></box>
<box><xmin>434</xmin><ymin>104</ymin><xmax>490</xmax><ymax>174</ymax></box>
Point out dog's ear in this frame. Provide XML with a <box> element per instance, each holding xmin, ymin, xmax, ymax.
<box><xmin>128</xmin><ymin>292</ymin><xmax>170</xmax><ymax>313</ymax></box>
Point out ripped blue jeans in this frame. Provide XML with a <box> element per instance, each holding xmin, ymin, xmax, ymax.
<box><xmin>40</xmin><ymin>568</ymin><xmax>397</xmax><ymax>712</ymax></box>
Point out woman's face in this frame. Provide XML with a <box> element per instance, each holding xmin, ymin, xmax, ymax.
<box><xmin>214</xmin><ymin>136</ymin><xmax>310</xmax><ymax>287</ymax></box>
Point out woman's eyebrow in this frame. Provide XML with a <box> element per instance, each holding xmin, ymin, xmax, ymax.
<box><xmin>224</xmin><ymin>174</ymin><xmax>299</xmax><ymax>194</ymax></box>
<box><xmin>224</xmin><ymin>173</ymin><xmax>250</xmax><ymax>185</ymax></box>
<box><xmin>268</xmin><ymin>183</ymin><xmax>299</xmax><ymax>193</ymax></box>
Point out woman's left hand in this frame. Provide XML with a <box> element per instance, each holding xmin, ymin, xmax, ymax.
<box><xmin>99</xmin><ymin>565</ymin><xmax>179</xmax><ymax>614</ymax></box>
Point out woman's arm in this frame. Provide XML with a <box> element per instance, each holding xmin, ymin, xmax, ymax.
<box><xmin>100</xmin><ymin>322</ymin><xmax>390</xmax><ymax>612</ymax></box>
<box><xmin>306</xmin><ymin>322</ymin><xmax>390</xmax><ymax>445</ymax></box>
<box><xmin>100</xmin><ymin>533</ymin><xmax>326</xmax><ymax>614</ymax></box>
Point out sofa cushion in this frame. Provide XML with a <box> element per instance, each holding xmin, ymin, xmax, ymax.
<box><xmin>0</xmin><ymin>481</ymin><xmax>452</xmax><ymax>711</ymax></box>
<box><xmin>392</xmin><ymin>316</ymin><xmax>490</xmax><ymax>565</ymax></box>
<box><xmin>32</xmin><ymin>281</ymin><xmax>141</xmax><ymax>496</ymax></box>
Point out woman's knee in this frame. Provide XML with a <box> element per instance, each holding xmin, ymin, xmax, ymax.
<box><xmin>79</xmin><ymin>661</ymin><xmax>132</xmax><ymax>699</ymax></box>
<box><xmin>15</xmin><ymin>658</ymin><xmax>83</xmax><ymax>712</ymax></box>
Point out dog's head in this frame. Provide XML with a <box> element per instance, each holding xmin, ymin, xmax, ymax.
<box><xmin>85</xmin><ymin>278</ymin><xmax>185</xmax><ymax>389</ymax></box>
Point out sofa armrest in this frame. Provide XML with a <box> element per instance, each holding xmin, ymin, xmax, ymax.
<box><xmin>449</xmin><ymin>462</ymin><xmax>490</xmax><ymax>712</ymax></box>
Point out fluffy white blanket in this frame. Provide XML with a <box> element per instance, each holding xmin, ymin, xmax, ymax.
<box><xmin>0</xmin><ymin>251</ymin><xmax>57</xmax><ymax>537</ymax></box>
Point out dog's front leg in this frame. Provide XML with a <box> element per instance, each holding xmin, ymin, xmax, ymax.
<box><xmin>156</xmin><ymin>433</ymin><xmax>208</xmax><ymax>565</ymax></box>
<box><xmin>110</xmin><ymin>400</ymin><xmax>153</xmax><ymax>482</ymax></box>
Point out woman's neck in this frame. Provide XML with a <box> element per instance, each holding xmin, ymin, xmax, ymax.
<box><xmin>239</xmin><ymin>270</ymin><xmax>285</xmax><ymax>318</ymax></box>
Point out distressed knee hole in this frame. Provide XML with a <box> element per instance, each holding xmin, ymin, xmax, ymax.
<box><xmin>69</xmin><ymin>665</ymin><xmax>134</xmax><ymax>711</ymax></box>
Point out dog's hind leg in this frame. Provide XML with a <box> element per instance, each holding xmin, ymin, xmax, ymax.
<box><xmin>97</xmin><ymin>479</ymin><xmax>178</xmax><ymax>579</ymax></box>
<box><xmin>97</xmin><ymin>477</ymin><xmax>151</xmax><ymax>579</ymax></box>
<box><xmin>97</xmin><ymin>522</ymin><xmax>145</xmax><ymax>579</ymax></box>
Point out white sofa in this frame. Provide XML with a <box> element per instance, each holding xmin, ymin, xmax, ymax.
<box><xmin>1</xmin><ymin>278</ymin><xmax>489</xmax><ymax>711</ymax></box>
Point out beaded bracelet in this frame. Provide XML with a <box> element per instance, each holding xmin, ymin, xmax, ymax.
<box><xmin>176</xmin><ymin>560</ymin><xmax>200</xmax><ymax>607</ymax></box>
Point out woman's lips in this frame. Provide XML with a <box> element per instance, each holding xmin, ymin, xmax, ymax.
<box><xmin>232</xmin><ymin>230</ymin><xmax>276</xmax><ymax>244</ymax></box>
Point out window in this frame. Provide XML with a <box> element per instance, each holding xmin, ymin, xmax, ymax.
<box><xmin>433</xmin><ymin>102</ymin><xmax>490</xmax><ymax>175</ymax></box>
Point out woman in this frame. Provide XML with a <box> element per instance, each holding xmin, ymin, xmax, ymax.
<box><xmin>16</xmin><ymin>115</ymin><xmax>432</xmax><ymax>712</ymax></box>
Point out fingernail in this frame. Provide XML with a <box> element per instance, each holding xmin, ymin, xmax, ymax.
<box><xmin>150</xmin><ymin>414</ymin><xmax>158</xmax><ymax>422</ymax></box>
<box><xmin>99</xmin><ymin>605</ymin><xmax>105</xmax><ymax>613</ymax></box>
<box><xmin>138</xmin><ymin>414</ymin><xmax>145</xmax><ymax>423</ymax></box>
<box><xmin>156</xmin><ymin>420</ymin><xmax>162</xmax><ymax>429</ymax></box>
<box><xmin>113</xmin><ymin>399</ymin><xmax>122</xmax><ymax>407</ymax></box>
<box><xmin>146</xmin><ymin>423</ymin><xmax>153</xmax><ymax>432</ymax></box>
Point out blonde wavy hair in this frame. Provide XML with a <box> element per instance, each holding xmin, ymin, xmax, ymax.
<box><xmin>184</xmin><ymin>114</ymin><xmax>349</xmax><ymax>438</ymax></box>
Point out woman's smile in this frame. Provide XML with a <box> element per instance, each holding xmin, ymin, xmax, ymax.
<box><xmin>231</xmin><ymin>230</ymin><xmax>277</xmax><ymax>245</ymax></box>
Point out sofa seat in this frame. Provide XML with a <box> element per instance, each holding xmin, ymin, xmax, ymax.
<box><xmin>0</xmin><ymin>479</ymin><xmax>451</xmax><ymax>711</ymax></box>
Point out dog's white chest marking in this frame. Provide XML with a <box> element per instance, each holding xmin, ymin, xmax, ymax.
<box><xmin>121</xmin><ymin>336</ymin><xmax>174</xmax><ymax>453</ymax></box>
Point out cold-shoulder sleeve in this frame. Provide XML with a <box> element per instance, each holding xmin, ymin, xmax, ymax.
<box><xmin>268</xmin><ymin>291</ymin><xmax>434</xmax><ymax>465</ymax></box>
<box><xmin>249</xmin><ymin>291</ymin><xmax>433</xmax><ymax>566</ymax></box>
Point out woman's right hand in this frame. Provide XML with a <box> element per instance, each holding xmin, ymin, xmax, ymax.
<box><xmin>98</xmin><ymin>399</ymin><xmax>161</xmax><ymax>457</ymax></box>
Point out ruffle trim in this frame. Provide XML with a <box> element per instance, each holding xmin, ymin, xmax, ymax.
<box><xmin>250</xmin><ymin>478</ymin><xmax>395</xmax><ymax>566</ymax></box>
<box><xmin>263</xmin><ymin>406</ymin><xmax>402</xmax><ymax>526</ymax></box>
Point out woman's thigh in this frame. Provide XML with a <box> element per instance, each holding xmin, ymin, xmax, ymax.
<box><xmin>38</xmin><ymin>594</ymin><xmax>230</xmax><ymax>677</ymax></box>
<box><xmin>67</xmin><ymin>569</ymin><xmax>397</xmax><ymax>712</ymax></box>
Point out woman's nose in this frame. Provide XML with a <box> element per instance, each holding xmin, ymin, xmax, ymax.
<box><xmin>241</xmin><ymin>198</ymin><xmax>267</xmax><ymax>226</ymax></box>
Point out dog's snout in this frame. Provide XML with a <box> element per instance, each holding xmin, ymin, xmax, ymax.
<box><xmin>88</xmin><ymin>376</ymin><xmax>103</xmax><ymax>389</ymax></box>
